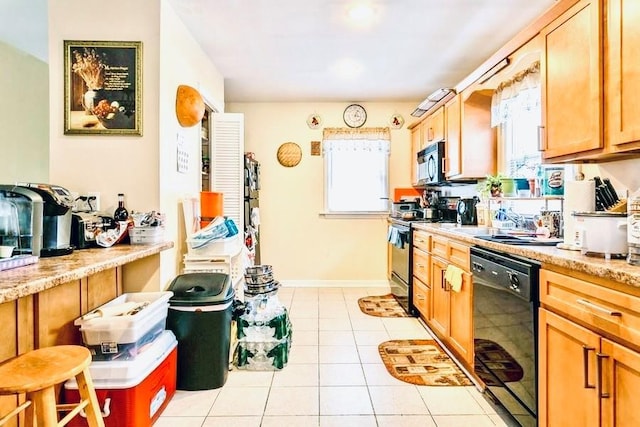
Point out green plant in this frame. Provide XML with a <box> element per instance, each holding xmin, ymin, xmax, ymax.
<box><xmin>479</xmin><ymin>173</ymin><xmax>506</xmax><ymax>197</ymax></box>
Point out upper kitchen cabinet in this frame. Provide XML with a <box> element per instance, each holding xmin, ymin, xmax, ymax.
<box><xmin>541</xmin><ymin>0</ymin><xmax>602</xmax><ymax>161</ymax></box>
<box><xmin>410</xmin><ymin>122</ymin><xmax>423</xmax><ymax>185</ymax></box>
<box><xmin>606</xmin><ymin>0</ymin><xmax>640</xmax><ymax>152</ymax></box>
<box><xmin>444</xmin><ymin>90</ymin><xmax>496</xmax><ymax>180</ymax></box>
<box><xmin>424</xmin><ymin>106</ymin><xmax>445</xmax><ymax>145</ymax></box>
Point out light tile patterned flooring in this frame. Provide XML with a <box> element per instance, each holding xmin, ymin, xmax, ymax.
<box><xmin>156</xmin><ymin>286</ymin><xmax>515</xmax><ymax>427</ymax></box>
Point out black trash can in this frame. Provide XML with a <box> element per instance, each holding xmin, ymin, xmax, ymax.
<box><xmin>166</xmin><ymin>272</ymin><xmax>235</xmax><ymax>390</ymax></box>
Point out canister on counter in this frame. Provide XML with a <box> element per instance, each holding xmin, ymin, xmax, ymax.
<box><xmin>628</xmin><ymin>189</ymin><xmax>640</xmax><ymax>265</ymax></box>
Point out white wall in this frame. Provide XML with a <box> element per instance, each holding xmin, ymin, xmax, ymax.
<box><xmin>227</xmin><ymin>102</ymin><xmax>415</xmax><ymax>286</ymax></box>
<box><xmin>582</xmin><ymin>158</ymin><xmax>640</xmax><ymax>198</ymax></box>
<box><xmin>48</xmin><ymin>0</ymin><xmax>225</xmax><ymax>289</ymax></box>
<box><xmin>0</xmin><ymin>41</ymin><xmax>49</xmax><ymax>184</ymax></box>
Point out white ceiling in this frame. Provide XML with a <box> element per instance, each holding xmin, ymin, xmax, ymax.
<box><xmin>1</xmin><ymin>0</ymin><xmax>557</xmax><ymax>103</ymax></box>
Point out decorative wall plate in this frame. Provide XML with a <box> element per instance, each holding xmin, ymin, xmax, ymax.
<box><xmin>277</xmin><ymin>142</ymin><xmax>302</xmax><ymax>167</ymax></box>
<box><xmin>307</xmin><ymin>114</ymin><xmax>322</xmax><ymax>129</ymax></box>
<box><xmin>390</xmin><ymin>113</ymin><xmax>405</xmax><ymax>129</ymax></box>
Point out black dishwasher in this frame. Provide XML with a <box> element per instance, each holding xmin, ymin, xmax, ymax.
<box><xmin>470</xmin><ymin>246</ymin><xmax>540</xmax><ymax>427</ymax></box>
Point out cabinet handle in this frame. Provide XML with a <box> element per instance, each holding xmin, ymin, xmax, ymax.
<box><xmin>416</xmin><ymin>263</ymin><xmax>425</xmax><ymax>268</ymax></box>
<box><xmin>441</xmin><ymin>270</ymin><xmax>446</xmax><ymax>290</ymax></box>
<box><xmin>596</xmin><ymin>353</ymin><xmax>610</xmax><ymax>399</ymax></box>
<box><xmin>576</xmin><ymin>299</ymin><xmax>622</xmax><ymax>317</ymax></box>
<box><xmin>537</xmin><ymin>125</ymin><xmax>545</xmax><ymax>151</ymax></box>
<box><xmin>416</xmin><ymin>295</ymin><xmax>425</xmax><ymax>301</ymax></box>
<box><xmin>441</xmin><ymin>157</ymin><xmax>447</xmax><ymax>173</ymax></box>
<box><xmin>582</xmin><ymin>345</ymin><xmax>596</xmax><ymax>389</ymax></box>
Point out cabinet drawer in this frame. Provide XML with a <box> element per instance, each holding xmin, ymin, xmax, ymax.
<box><xmin>540</xmin><ymin>269</ymin><xmax>640</xmax><ymax>347</ymax></box>
<box><xmin>413</xmin><ymin>230</ymin><xmax>431</xmax><ymax>252</ymax></box>
<box><xmin>413</xmin><ymin>276</ymin><xmax>431</xmax><ymax>318</ymax></box>
<box><xmin>413</xmin><ymin>248</ymin><xmax>430</xmax><ymax>284</ymax></box>
<box><xmin>431</xmin><ymin>235</ymin><xmax>448</xmax><ymax>259</ymax></box>
<box><xmin>448</xmin><ymin>241</ymin><xmax>470</xmax><ymax>270</ymax></box>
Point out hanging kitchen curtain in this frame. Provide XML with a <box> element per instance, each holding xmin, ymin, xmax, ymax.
<box><xmin>490</xmin><ymin>61</ymin><xmax>540</xmax><ymax>128</ymax></box>
<box><xmin>322</xmin><ymin>127</ymin><xmax>390</xmax><ymax>213</ymax></box>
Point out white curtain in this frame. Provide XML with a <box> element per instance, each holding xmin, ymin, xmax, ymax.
<box><xmin>491</xmin><ymin>61</ymin><xmax>540</xmax><ymax>128</ymax></box>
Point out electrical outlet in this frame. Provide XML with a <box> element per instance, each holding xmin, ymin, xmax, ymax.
<box><xmin>87</xmin><ymin>191</ymin><xmax>101</xmax><ymax>212</ymax></box>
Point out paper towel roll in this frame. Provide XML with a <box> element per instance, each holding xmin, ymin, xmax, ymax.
<box><xmin>563</xmin><ymin>180</ymin><xmax>596</xmax><ymax>247</ymax></box>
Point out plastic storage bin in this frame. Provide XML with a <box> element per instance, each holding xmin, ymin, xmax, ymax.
<box><xmin>74</xmin><ymin>291</ymin><xmax>173</xmax><ymax>361</ymax></box>
<box><xmin>64</xmin><ymin>330</ymin><xmax>177</xmax><ymax>427</ymax></box>
<box><xmin>185</xmin><ymin>234</ymin><xmax>242</xmax><ymax>257</ymax></box>
<box><xmin>166</xmin><ymin>272</ymin><xmax>235</xmax><ymax>390</ymax></box>
<box><xmin>129</xmin><ymin>226</ymin><xmax>165</xmax><ymax>244</ymax></box>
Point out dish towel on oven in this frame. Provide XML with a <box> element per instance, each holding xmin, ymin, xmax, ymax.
<box><xmin>444</xmin><ymin>264</ymin><xmax>464</xmax><ymax>292</ymax></box>
<box><xmin>387</xmin><ymin>226</ymin><xmax>403</xmax><ymax>249</ymax></box>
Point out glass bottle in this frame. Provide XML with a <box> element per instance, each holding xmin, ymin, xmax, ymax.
<box><xmin>113</xmin><ymin>193</ymin><xmax>129</xmax><ymax>222</ymax></box>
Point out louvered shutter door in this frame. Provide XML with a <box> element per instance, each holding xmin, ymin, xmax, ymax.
<box><xmin>211</xmin><ymin>113</ymin><xmax>245</xmax><ymax>230</ymax></box>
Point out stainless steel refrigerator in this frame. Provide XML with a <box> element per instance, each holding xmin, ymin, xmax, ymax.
<box><xmin>244</xmin><ymin>154</ymin><xmax>260</xmax><ymax>264</ymax></box>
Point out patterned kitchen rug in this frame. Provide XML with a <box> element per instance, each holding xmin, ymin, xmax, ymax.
<box><xmin>357</xmin><ymin>294</ymin><xmax>409</xmax><ymax>318</ymax></box>
<box><xmin>378</xmin><ymin>339</ymin><xmax>473</xmax><ymax>386</ymax></box>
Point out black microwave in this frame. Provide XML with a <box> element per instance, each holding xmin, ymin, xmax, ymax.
<box><xmin>417</xmin><ymin>141</ymin><xmax>445</xmax><ymax>185</ymax></box>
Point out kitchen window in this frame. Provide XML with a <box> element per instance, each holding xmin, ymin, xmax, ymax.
<box><xmin>491</xmin><ymin>61</ymin><xmax>542</xmax><ymax>179</ymax></box>
<box><xmin>322</xmin><ymin>127</ymin><xmax>390</xmax><ymax>215</ymax></box>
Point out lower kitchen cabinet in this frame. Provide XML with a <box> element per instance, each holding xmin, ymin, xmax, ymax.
<box><xmin>412</xmin><ymin>229</ymin><xmax>432</xmax><ymax>320</ymax></box>
<box><xmin>539</xmin><ymin>308</ymin><xmax>640</xmax><ymax>427</ymax></box>
<box><xmin>413</xmin><ymin>276</ymin><xmax>430</xmax><ymax>319</ymax></box>
<box><xmin>539</xmin><ymin>268</ymin><xmax>640</xmax><ymax>427</ymax></box>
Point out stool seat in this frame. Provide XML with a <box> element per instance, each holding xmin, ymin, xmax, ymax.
<box><xmin>0</xmin><ymin>346</ymin><xmax>91</xmax><ymax>393</ymax></box>
<box><xmin>0</xmin><ymin>345</ymin><xmax>104</xmax><ymax>427</ymax></box>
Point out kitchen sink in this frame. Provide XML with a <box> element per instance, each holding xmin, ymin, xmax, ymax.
<box><xmin>448</xmin><ymin>226</ymin><xmax>494</xmax><ymax>236</ymax></box>
<box><xmin>474</xmin><ymin>234</ymin><xmax>562</xmax><ymax>246</ymax></box>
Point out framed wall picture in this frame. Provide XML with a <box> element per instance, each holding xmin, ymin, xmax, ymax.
<box><xmin>64</xmin><ymin>40</ymin><xmax>143</xmax><ymax>135</ymax></box>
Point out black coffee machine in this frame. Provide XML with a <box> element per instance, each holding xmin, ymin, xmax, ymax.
<box><xmin>17</xmin><ymin>183</ymin><xmax>75</xmax><ymax>257</ymax></box>
<box><xmin>436</xmin><ymin>196</ymin><xmax>460</xmax><ymax>223</ymax></box>
<box><xmin>457</xmin><ymin>196</ymin><xmax>480</xmax><ymax>225</ymax></box>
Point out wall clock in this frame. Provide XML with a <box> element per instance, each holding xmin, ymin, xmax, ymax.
<box><xmin>343</xmin><ymin>104</ymin><xmax>367</xmax><ymax>128</ymax></box>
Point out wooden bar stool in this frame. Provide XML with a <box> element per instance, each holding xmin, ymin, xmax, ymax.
<box><xmin>0</xmin><ymin>345</ymin><xmax>104</xmax><ymax>427</ymax></box>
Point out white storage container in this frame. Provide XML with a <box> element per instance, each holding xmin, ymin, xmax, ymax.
<box><xmin>75</xmin><ymin>291</ymin><xmax>173</xmax><ymax>360</ymax></box>
<box><xmin>130</xmin><ymin>226</ymin><xmax>165</xmax><ymax>244</ymax></box>
<box><xmin>186</xmin><ymin>234</ymin><xmax>242</xmax><ymax>257</ymax></box>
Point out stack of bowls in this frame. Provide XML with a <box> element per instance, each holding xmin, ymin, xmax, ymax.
<box><xmin>244</xmin><ymin>265</ymin><xmax>280</xmax><ymax>297</ymax></box>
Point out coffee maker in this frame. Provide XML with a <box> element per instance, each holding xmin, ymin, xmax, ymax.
<box><xmin>0</xmin><ymin>185</ymin><xmax>44</xmax><ymax>257</ymax></box>
<box><xmin>437</xmin><ymin>196</ymin><xmax>461</xmax><ymax>223</ymax></box>
<box><xmin>15</xmin><ymin>183</ymin><xmax>75</xmax><ymax>257</ymax></box>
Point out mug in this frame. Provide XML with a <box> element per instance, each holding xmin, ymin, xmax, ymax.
<box><xmin>537</xmin><ymin>210</ymin><xmax>562</xmax><ymax>238</ymax></box>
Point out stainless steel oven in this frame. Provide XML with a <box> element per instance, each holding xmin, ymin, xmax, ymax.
<box><xmin>388</xmin><ymin>219</ymin><xmax>412</xmax><ymax>314</ymax></box>
<box><xmin>471</xmin><ymin>246</ymin><xmax>540</xmax><ymax>427</ymax></box>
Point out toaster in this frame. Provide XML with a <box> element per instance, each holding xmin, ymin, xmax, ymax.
<box><xmin>71</xmin><ymin>212</ymin><xmax>105</xmax><ymax>249</ymax></box>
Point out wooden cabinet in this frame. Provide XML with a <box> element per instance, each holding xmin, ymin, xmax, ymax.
<box><xmin>421</xmin><ymin>233</ymin><xmax>474</xmax><ymax>366</ymax></box>
<box><xmin>605</xmin><ymin>0</ymin><xmax>640</xmax><ymax>152</ymax></box>
<box><xmin>412</xmin><ymin>229</ymin><xmax>431</xmax><ymax>319</ymax></box>
<box><xmin>424</xmin><ymin>106</ymin><xmax>445</xmax><ymax>144</ymax></box>
<box><xmin>541</xmin><ymin>0</ymin><xmax>602</xmax><ymax>160</ymax></box>
<box><xmin>539</xmin><ymin>268</ymin><xmax>640</xmax><ymax>427</ymax></box>
<box><xmin>410</xmin><ymin>123</ymin><xmax>423</xmax><ymax>185</ymax></box>
<box><xmin>444</xmin><ymin>90</ymin><xmax>496</xmax><ymax>180</ymax></box>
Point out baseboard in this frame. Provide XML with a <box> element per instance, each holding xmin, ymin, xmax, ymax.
<box><xmin>278</xmin><ymin>279</ymin><xmax>390</xmax><ymax>288</ymax></box>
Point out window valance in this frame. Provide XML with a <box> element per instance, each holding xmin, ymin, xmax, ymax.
<box><xmin>491</xmin><ymin>61</ymin><xmax>540</xmax><ymax>127</ymax></box>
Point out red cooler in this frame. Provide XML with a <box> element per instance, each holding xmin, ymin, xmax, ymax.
<box><xmin>64</xmin><ymin>330</ymin><xmax>177</xmax><ymax>427</ymax></box>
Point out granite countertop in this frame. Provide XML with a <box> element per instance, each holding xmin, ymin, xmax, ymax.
<box><xmin>0</xmin><ymin>242</ymin><xmax>174</xmax><ymax>304</ymax></box>
<box><xmin>411</xmin><ymin>223</ymin><xmax>640</xmax><ymax>288</ymax></box>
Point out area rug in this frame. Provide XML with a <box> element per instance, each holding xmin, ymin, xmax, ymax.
<box><xmin>474</xmin><ymin>338</ymin><xmax>524</xmax><ymax>385</ymax></box>
<box><xmin>378</xmin><ymin>339</ymin><xmax>473</xmax><ymax>386</ymax></box>
<box><xmin>357</xmin><ymin>294</ymin><xmax>409</xmax><ymax>318</ymax></box>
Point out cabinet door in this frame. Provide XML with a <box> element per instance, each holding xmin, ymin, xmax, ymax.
<box><xmin>448</xmin><ymin>270</ymin><xmax>473</xmax><ymax>365</ymax></box>
<box><xmin>444</xmin><ymin>95</ymin><xmax>461</xmax><ymax>177</ymax></box>
<box><xmin>430</xmin><ymin>256</ymin><xmax>449</xmax><ymax>336</ymax></box>
<box><xmin>36</xmin><ymin>280</ymin><xmax>83</xmax><ymax>348</ymax></box>
<box><xmin>413</xmin><ymin>247</ymin><xmax>430</xmax><ymax>285</ymax></box>
<box><xmin>541</xmin><ymin>0</ymin><xmax>602</xmax><ymax>159</ymax></box>
<box><xmin>606</xmin><ymin>0</ymin><xmax>640</xmax><ymax>151</ymax></box>
<box><xmin>600</xmin><ymin>339</ymin><xmax>640</xmax><ymax>427</ymax></box>
<box><xmin>426</xmin><ymin>106</ymin><xmax>445</xmax><ymax>144</ymax></box>
<box><xmin>413</xmin><ymin>276</ymin><xmax>431</xmax><ymax>319</ymax></box>
<box><xmin>86</xmin><ymin>268</ymin><xmax>120</xmax><ymax>311</ymax></box>
<box><xmin>410</xmin><ymin>124</ymin><xmax>422</xmax><ymax>185</ymax></box>
<box><xmin>538</xmin><ymin>308</ymin><xmax>599</xmax><ymax>427</ymax></box>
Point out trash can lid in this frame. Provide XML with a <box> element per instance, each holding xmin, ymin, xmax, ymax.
<box><xmin>167</xmin><ymin>272</ymin><xmax>235</xmax><ymax>306</ymax></box>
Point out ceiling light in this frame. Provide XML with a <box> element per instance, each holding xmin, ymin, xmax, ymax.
<box><xmin>348</xmin><ymin>4</ymin><xmax>375</xmax><ymax>24</ymax></box>
<box><xmin>411</xmin><ymin>88</ymin><xmax>456</xmax><ymax>117</ymax></box>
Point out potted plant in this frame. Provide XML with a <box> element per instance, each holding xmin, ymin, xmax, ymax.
<box><xmin>480</xmin><ymin>173</ymin><xmax>506</xmax><ymax>198</ymax></box>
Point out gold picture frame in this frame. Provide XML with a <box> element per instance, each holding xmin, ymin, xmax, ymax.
<box><xmin>64</xmin><ymin>40</ymin><xmax>143</xmax><ymax>135</ymax></box>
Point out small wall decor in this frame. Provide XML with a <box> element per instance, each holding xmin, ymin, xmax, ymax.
<box><xmin>390</xmin><ymin>113</ymin><xmax>405</xmax><ymax>129</ymax></box>
<box><xmin>310</xmin><ymin>141</ymin><xmax>321</xmax><ymax>156</ymax></box>
<box><xmin>277</xmin><ymin>142</ymin><xmax>302</xmax><ymax>167</ymax></box>
<box><xmin>64</xmin><ymin>40</ymin><xmax>142</xmax><ymax>135</ymax></box>
<box><xmin>307</xmin><ymin>113</ymin><xmax>322</xmax><ymax>129</ymax></box>
<box><xmin>176</xmin><ymin>85</ymin><xmax>205</xmax><ymax>127</ymax></box>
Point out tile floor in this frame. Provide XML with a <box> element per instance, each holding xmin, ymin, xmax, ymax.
<box><xmin>156</xmin><ymin>286</ymin><xmax>516</xmax><ymax>427</ymax></box>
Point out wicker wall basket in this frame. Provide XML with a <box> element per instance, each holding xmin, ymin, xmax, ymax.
<box><xmin>277</xmin><ymin>142</ymin><xmax>302</xmax><ymax>167</ymax></box>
